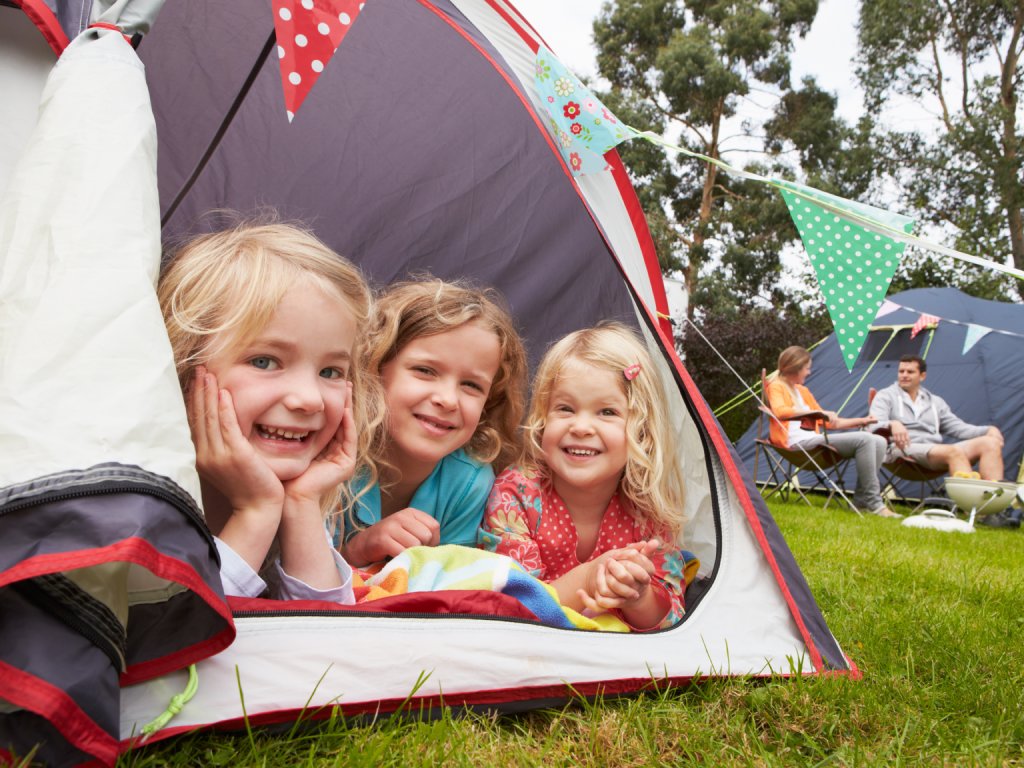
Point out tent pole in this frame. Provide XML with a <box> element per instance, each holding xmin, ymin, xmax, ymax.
<box><xmin>683</xmin><ymin>318</ymin><xmax>860</xmax><ymax>513</ymax></box>
<box><xmin>835</xmin><ymin>328</ymin><xmax>898</xmax><ymax>415</ymax></box>
<box><xmin>712</xmin><ymin>333</ymin><xmax>831</xmax><ymax>419</ymax></box>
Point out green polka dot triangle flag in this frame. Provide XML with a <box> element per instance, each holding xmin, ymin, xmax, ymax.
<box><xmin>780</xmin><ymin>182</ymin><xmax>916</xmax><ymax>371</ymax></box>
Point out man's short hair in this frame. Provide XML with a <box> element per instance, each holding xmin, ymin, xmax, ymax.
<box><xmin>899</xmin><ymin>354</ymin><xmax>927</xmax><ymax>373</ymax></box>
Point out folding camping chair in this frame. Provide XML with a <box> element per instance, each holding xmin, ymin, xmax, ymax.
<box><xmin>752</xmin><ymin>370</ymin><xmax>850</xmax><ymax>509</ymax></box>
<box><xmin>867</xmin><ymin>387</ymin><xmax>946</xmax><ymax>511</ymax></box>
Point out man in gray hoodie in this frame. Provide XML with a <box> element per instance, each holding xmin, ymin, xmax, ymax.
<box><xmin>869</xmin><ymin>354</ymin><xmax>1004</xmax><ymax>480</ymax></box>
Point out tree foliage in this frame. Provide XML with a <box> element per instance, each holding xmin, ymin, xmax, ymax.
<box><xmin>593</xmin><ymin>0</ymin><xmax>820</xmax><ymax>322</ymax></box>
<box><xmin>857</xmin><ymin>0</ymin><xmax>1024</xmax><ymax>300</ymax></box>
<box><xmin>682</xmin><ymin>304</ymin><xmax>832</xmax><ymax>440</ymax></box>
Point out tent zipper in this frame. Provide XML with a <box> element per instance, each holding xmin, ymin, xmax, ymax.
<box><xmin>232</xmin><ymin>609</ymin><xmax>600</xmax><ymax>629</ymax></box>
<box><xmin>0</xmin><ymin>484</ymin><xmax>210</xmax><ymax>542</ymax></box>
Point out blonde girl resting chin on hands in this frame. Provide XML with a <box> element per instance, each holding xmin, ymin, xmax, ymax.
<box><xmin>478</xmin><ymin>323</ymin><xmax>695</xmax><ymax>631</ymax></box>
<box><xmin>159</xmin><ymin>222</ymin><xmax>380</xmax><ymax>602</ymax></box>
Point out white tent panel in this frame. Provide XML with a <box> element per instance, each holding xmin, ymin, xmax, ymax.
<box><xmin>0</xmin><ymin>28</ymin><xmax>201</xmax><ymax>504</ymax></box>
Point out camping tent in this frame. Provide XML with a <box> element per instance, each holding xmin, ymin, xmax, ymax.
<box><xmin>735</xmin><ymin>287</ymin><xmax>1024</xmax><ymax>501</ymax></box>
<box><xmin>1</xmin><ymin>2</ymin><xmax>232</xmax><ymax>766</ymax></box>
<box><xmin>3</xmin><ymin>0</ymin><xmax>854</xmax><ymax>762</ymax></box>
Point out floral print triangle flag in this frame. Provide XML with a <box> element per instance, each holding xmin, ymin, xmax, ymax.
<box><xmin>780</xmin><ymin>183</ymin><xmax>915</xmax><ymax>371</ymax></box>
<box><xmin>273</xmin><ymin>0</ymin><xmax>366</xmax><ymax>122</ymax></box>
<box><xmin>534</xmin><ymin>45</ymin><xmax>636</xmax><ymax>176</ymax></box>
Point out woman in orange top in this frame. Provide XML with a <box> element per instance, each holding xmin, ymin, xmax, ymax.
<box><xmin>766</xmin><ymin>346</ymin><xmax>898</xmax><ymax>518</ymax></box>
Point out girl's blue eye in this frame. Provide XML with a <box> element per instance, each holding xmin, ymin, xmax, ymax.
<box><xmin>249</xmin><ymin>356</ymin><xmax>276</xmax><ymax>370</ymax></box>
<box><xmin>320</xmin><ymin>367</ymin><xmax>345</xmax><ymax>380</ymax></box>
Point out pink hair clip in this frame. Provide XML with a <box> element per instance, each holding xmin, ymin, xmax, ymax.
<box><xmin>624</xmin><ymin>363</ymin><xmax>641</xmax><ymax>381</ymax></box>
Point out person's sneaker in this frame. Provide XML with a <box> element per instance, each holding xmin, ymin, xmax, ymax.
<box><xmin>978</xmin><ymin>509</ymin><xmax>1022</xmax><ymax>529</ymax></box>
<box><xmin>870</xmin><ymin>505</ymin><xmax>903</xmax><ymax>519</ymax></box>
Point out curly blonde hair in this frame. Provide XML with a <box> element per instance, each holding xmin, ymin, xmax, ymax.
<box><xmin>365</xmin><ymin>278</ymin><xmax>528</xmax><ymax>481</ymax></box>
<box><xmin>157</xmin><ymin>220</ymin><xmax>384</xmax><ymax>516</ymax></box>
<box><xmin>524</xmin><ymin>323</ymin><xmax>685</xmax><ymax>538</ymax></box>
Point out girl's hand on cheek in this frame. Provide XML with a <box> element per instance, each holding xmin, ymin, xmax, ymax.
<box><xmin>188</xmin><ymin>367</ymin><xmax>283</xmax><ymax>514</ymax></box>
<box><xmin>285</xmin><ymin>381</ymin><xmax>357</xmax><ymax>505</ymax></box>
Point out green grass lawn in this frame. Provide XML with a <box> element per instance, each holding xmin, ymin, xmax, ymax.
<box><xmin>123</xmin><ymin>500</ymin><xmax>1024</xmax><ymax>767</ymax></box>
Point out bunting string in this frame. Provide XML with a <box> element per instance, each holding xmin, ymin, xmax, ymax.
<box><xmin>632</xmin><ymin>127</ymin><xmax>1024</xmax><ymax>283</ymax></box>
<box><xmin>884</xmin><ymin>301</ymin><xmax>1024</xmax><ymax>342</ymax></box>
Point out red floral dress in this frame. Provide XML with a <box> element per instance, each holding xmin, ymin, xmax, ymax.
<box><xmin>478</xmin><ymin>466</ymin><xmax>696</xmax><ymax>629</ymax></box>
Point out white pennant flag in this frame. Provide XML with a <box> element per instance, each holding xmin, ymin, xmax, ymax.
<box><xmin>962</xmin><ymin>323</ymin><xmax>991</xmax><ymax>354</ymax></box>
<box><xmin>874</xmin><ymin>299</ymin><xmax>900</xmax><ymax>319</ymax></box>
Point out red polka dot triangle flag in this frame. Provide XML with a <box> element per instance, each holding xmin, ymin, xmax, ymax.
<box><xmin>272</xmin><ymin>0</ymin><xmax>366</xmax><ymax>122</ymax></box>
<box><xmin>779</xmin><ymin>181</ymin><xmax>916</xmax><ymax>371</ymax></box>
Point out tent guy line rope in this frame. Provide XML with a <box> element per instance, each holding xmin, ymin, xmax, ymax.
<box><xmin>681</xmin><ymin>317</ymin><xmax>859</xmax><ymax>513</ymax></box>
<box><xmin>713</xmin><ymin>334</ymin><xmax>830</xmax><ymax>419</ymax></box>
<box><xmin>629</xmin><ymin>130</ymin><xmax>1024</xmax><ymax>283</ymax></box>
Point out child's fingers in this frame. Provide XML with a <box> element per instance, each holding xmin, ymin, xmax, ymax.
<box><xmin>576</xmin><ymin>589</ymin><xmax>601</xmax><ymax>613</ymax></box>
<box><xmin>201</xmin><ymin>373</ymin><xmax>227</xmax><ymax>454</ymax></box>
<box><xmin>396</xmin><ymin>520</ymin><xmax>435</xmax><ymax>547</ymax></box>
<box><xmin>193</xmin><ymin>369</ymin><xmax>226</xmax><ymax>457</ymax></box>
<box><xmin>216</xmin><ymin>387</ymin><xmax>250</xmax><ymax>452</ymax></box>
<box><xmin>339</xmin><ymin>381</ymin><xmax>356</xmax><ymax>458</ymax></box>
<box><xmin>320</xmin><ymin>382</ymin><xmax>354</xmax><ymax>456</ymax></box>
<box><xmin>603</xmin><ymin>560</ymin><xmax>641</xmax><ymax>600</ymax></box>
<box><xmin>594</xmin><ymin>559</ymin><xmax>618</xmax><ymax>598</ymax></box>
<box><xmin>625</xmin><ymin>539</ymin><xmax>662</xmax><ymax>558</ymax></box>
<box><xmin>186</xmin><ymin>368</ymin><xmax>210</xmax><ymax>437</ymax></box>
<box><xmin>577</xmin><ymin>588</ymin><xmax>624</xmax><ymax>612</ymax></box>
<box><xmin>383</xmin><ymin>530</ymin><xmax>424</xmax><ymax>555</ymax></box>
<box><xmin>401</xmin><ymin>508</ymin><xmax>441</xmax><ymax>546</ymax></box>
<box><xmin>616</xmin><ymin>559</ymin><xmax>652</xmax><ymax>587</ymax></box>
<box><xmin>612</xmin><ymin>548</ymin><xmax>657</xmax><ymax>575</ymax></box>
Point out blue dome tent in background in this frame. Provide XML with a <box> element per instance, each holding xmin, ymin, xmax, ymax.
<box><xmin>735</xmin><ymin>287</ymin><xmax>1024</xmax><ymax>501</ymax></box>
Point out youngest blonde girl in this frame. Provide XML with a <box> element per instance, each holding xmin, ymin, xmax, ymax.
<box><xmin>478</xmin><ymin>323</ymin><xmax>696</xmax><ymax>630</ymax></box>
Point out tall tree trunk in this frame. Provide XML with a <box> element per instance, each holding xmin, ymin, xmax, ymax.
<box><xmin>685</xmin><ymin>100</ymin><xmax>723</xmax><ymax>321</ymax></box>
<box><xmin>1001</xmin><ymin>4</ymin><xmax>1024</xmax><ymax>299</ymax></box>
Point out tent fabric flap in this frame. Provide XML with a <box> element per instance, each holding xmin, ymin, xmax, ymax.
<box><xmin>0</xmin><ymin>22</ymin><xmax>231</xmax><ymax>767</ymax></box>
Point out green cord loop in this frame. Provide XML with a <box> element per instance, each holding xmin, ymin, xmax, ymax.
<box><xmin>140</xmin><ymin>664</ymin><xmax>198</xmax><ymax>737</ymax></box>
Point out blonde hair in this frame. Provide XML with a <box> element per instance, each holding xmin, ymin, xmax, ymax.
<box><xmin>777</xmin><ymin>346</ymin><xmax>811</xmax><ymax>378</ymax></box>
<box><xmin>157</xmin><ymin>220</ymin><xmax>384</xmax><ymax>515</ymax></box>
<box><xmin>524</xmin><ymin>322</ymin><xmax>685</xmax><ymax>538</ymax></box>
<box><xmin>366</xmin><ymin>278</ymin><xmax>527</xmax><ymax>478</ymax></box>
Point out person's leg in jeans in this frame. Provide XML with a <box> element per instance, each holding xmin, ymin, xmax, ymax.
<box><xmin>825</xmin><ymin>431</ymin><xmax>887</xmax><ymax>511</ymax></box>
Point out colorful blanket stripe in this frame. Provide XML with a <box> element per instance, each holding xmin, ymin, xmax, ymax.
<box><xmin>357</xmin><ymin>545</ymin><xmax>632</xmax><ymax>632</ymax></box>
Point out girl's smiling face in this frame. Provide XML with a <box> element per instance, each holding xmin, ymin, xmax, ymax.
<box><xmin>380</xmin><ymin>320</ymin><xmax>501</xmax><ymax>482</ymax></box>
<box><xmin>202</xmin><ymin>279</ymin><xmax>357</xmax><ymax>481</ymax></box>
<box><xmin>540</xmin><ymin>358</ymin><xmax>629</xmax><ymax>503</ymax></box>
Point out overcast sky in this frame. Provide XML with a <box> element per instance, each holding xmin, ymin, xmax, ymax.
<box><xmin>511</xmin><ymin>0</ymin><xmax>865</xmax><ymax>123</ymax></box>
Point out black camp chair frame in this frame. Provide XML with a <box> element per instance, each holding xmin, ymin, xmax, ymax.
<box><xmin>752</xmin><ymin>370</ymin><xmax>853</xmax><ymax>511</ymax></box>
